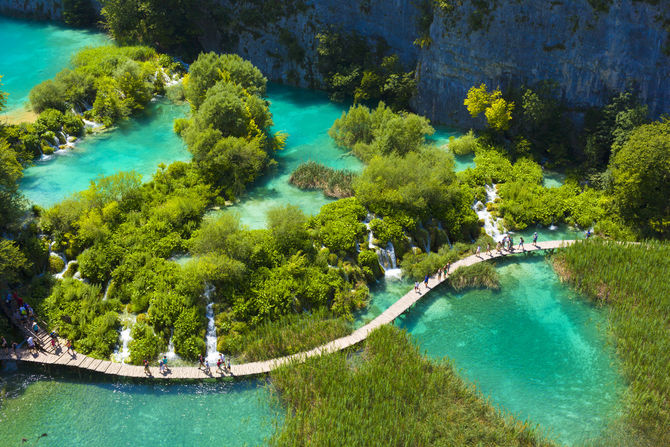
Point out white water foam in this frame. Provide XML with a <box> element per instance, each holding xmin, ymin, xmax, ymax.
<box><xmin>204</xmin><ymin>284</ymin><xmax>220</xmax><ymax>362</ymax></box>
<box><xmin>473</xmin><ymin>184</ymin><xmax>505</xmax><ymax>241</ymax></box>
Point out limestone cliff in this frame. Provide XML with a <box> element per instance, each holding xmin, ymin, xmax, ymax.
<box><xmin>207</xmin><ymin>0</ymin><xmax>669</xmax><ymax>125</ymax></box>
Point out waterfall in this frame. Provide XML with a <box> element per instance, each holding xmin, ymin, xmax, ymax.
<box><xmin>102</xmin><ymin>280</ymin><xmax>112</xmax><ymax>300</ymax></box>
<box><xmin>163</xmin><ymin>331</ymin><xmax>179</xmax><ymax>361</ymax></box>
<box><xmin>204</xmin><ymin>284</ymin><xmax>219</xmax><ymax>362</ymax></box>
<box><xmin>376</xmin><ymin>241</ymin><xmax>402</xmax><ymax>280</ymax></box>
<box><xmin>113</xmin><ymin>314</ymin><xmax>136</xmax><ymax>363</ymax></box>
<box><xmin>473</xmin><ymin>184</ymin><xmax>505</xmax><ymax>242</ymax></box>
<box><xmin>365</xmin><ymin>213</ymin><xmax>402</xmax><ymax>279</ymax></box>
<box><xmin>382</xmin><ymin>242</ymin><xmax>402</xmax><ymax>280</ymax></box>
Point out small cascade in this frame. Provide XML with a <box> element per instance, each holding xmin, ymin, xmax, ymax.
<box><xmin>163</xmin><ymin>332</ymin><xmax>179</xmax><ymax>361</ymax></box>
<box><xmin>82</xmin><ymin>118</ymin><xmax>103</xmax><ymax>129</ymax></box>
<box><xmin>473</xmin><ymin>184</ymin><xmax>505</xmax><ymax>242</ymax></box>
<box><xmin>204</xmin><ymin>284</ymin><xmax>219</xmax><ymax>362</ymax></box>
<box><xmin>376</xmin><ymin>241</ymin><xmax>402</xmax><ymax>280</ymax></box>
<box><xmin>113</xmin><ymin>313</ymin><xmax>136</xmax><ymax>363</ymax></box>
<box><xmin>102</xmin><ymin>280</ymin><xmax>112</xmax><ymax>300</ymax></box>
<box><xmin>424</xmin><ymin>231</ymin><xmax>431</xmax><ymax>254</ymax></box>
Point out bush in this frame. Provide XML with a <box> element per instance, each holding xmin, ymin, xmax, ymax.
<box><xmin>48</xmin><ymin>254</ymin><xmax>65</xmax><ymax>273</ymax></box>
<box><xmin>30</xmin><ymin>80</ymin><xmax>66</xmax><ymax>113</ymax></box>
<box><xmin>448</xmin><ymin>130</ymin><xmax>478</xmax><ymax>155</ymax></box>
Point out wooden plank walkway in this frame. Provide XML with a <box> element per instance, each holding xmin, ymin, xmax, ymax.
<box><xmin>0</xmin><ymin>240</ymin><xmax>575</xmax><ymax>379</ymax></box>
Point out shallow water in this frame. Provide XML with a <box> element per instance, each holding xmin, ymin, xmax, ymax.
<box><xmin>0</xmin><ymin>16</ymin><xmax>109</xmax><ymax>115</ymax></box>
<box><xmin>390</xmin><ymin>257</ymin><xmax>624</xmax><ymax>445</ymax></box>
<box><xmin>226</xmin><ymin>84</ymin><xmax>364</xmax><ymax>228</ymax></box>
<box><xmin>20</xmin><ymin>99</ymin><xmax>190</xmax><ymax>207</ymax></box>
<box><xmin>0</xmin><ymin>371</ymin><xmax>279</xmax><ymax>447</ymax></box>
<box><xmin>543</xmin><ymin>171</ymin><xmax>566</xmax><ymax>188</ymax></box>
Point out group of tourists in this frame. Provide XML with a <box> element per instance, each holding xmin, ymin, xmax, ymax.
<box><xmin>414</xmin><ymin>262</ymin><xmax>452</xmax><ymax>294</ymax></box>
<box><xmin>198</xmin><ymin>353</ymin><xmax>231</xmax><ymax>374</ymax></box>
<box><xmin>2</xmin><ymin>289</ymin><xmax>74</xmax><ymax>358</ymax></box>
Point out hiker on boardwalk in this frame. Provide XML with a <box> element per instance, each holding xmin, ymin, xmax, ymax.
<box><xmin>1</xmin><ymin>336</ymin><xmax>7</xmax><ymax>353</ymax></box>
<box><xmin>26</xmin><ymin>336</ymin><xmax>36</xmax><ymax>353</ymax></box>
<box><xmin>143</xmin><ymin>359</ymin><xmax>151</xmax><ymax>376</ymax></box>
<box><xmin>446</xmin><ymin>262</ymin><xmax>451</xmax><ymax>274</ymax></box>
<box><xmin>423</xmin><ymin>274</ymin><xmax>430</xmax><ymax>289</ymax></box>
<box><xmin>519</xmin><ymin>237</ymin><xmax>525</xmax><ymax>251</ymax></box>
<box><xmin>414</xmin><ymin>282</ymin><xmax>419</xmax><ymax>293</ymax></box>
<box><xmin>486</xmin><ymin>243</ymin><xmax>491</xmax><ymax>256</ymax></box>
<box><xmin>198</xmin><ymin>354</ymin><xmax>205</xmax><ymax>369</ymax></box>
<box><xmin>533</xmin><ymin>232</ymin><xmax>538</xmax><ymax>245</ymax></box>
<box><xmin>475</xmin><ymin>245</ymin><xmax>481</xmax><ymax>258</ymax></box>
<box><xmin>66</xmin><ymin>339</ymin><xmax>73</xmax><ymax>353</ymax></box>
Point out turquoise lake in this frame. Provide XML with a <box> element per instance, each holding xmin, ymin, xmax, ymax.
<box><xmin>20</xmin><ymin>98</ymin><xmax>191</xmax><ymax>207</ymax></box>
<box><xmin>3</xmin><ymin>15</ymin><xmax>622</xmax><ymax>447</ymax></box>
<box><xmin>0</xmin><ymin>370</ymin><xmax>280</xmax><ymax>447</ymax></box>
<box><xmin>0</xmin><ymin>16</ymin><xmax>109</xmax><ymax>116</ymax></box>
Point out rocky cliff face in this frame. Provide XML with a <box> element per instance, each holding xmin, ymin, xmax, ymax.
<box><xmin>210</xmin><ymin>0</ymin><xmax>669</xmax><ymax>125</ymax></box>
<box><xmin>416</xmin><ymin>0</ymin><xmax>670</xmax><ymax>125</ymax></box>
<box><xmin>0</xmin><ymin>0</ymin><xmax>63</xmax><ymax>20</ymax></box>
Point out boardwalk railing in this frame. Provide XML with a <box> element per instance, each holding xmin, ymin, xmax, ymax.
<box><xmin>0</xmin><ymin>240</ymin><xmax>575</xmax><ymax>379</ymax></box>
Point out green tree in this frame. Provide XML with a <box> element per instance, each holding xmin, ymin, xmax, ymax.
<box><xmin>0</xmin><ymin>239</ymin><xmax>30</xmax><ymax>285</ymax></box>
<box><xmin>464</xmin><ymin>84</ymin><xmax>514</xmax><ymax>131</ymax></box>
<box><xmin>611</xmin><ymin>119</ymin><xmax>670</xmax><ymax>238</ymax></box>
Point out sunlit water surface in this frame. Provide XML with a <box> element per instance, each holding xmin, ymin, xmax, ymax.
<box><xmin>0</xmin><ymin>16</ymin><xmax>109</xmax><ymax>115</ymax></box>
<box><xmin>0</xmin><ymin>371</ymin><xmax>280</xmax><ymax>447</ymax></box>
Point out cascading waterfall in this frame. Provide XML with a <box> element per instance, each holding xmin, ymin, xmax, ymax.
<box><xmin>365</xmin><ymin>214</ymin><xmax>402</xmax><ymax>279</ymax></box>
<box><xmin>113</xmin><ymin>313</ymin><xmax>136</xmax><ymax>363</ymax></box>
<box><xmin>380</xmin><ymin>241</ymin><xmax>402</xmax><ymax>280</ymax></box>
<box><xmin>163</xmin><ymin>331</ymin><xmax>178</xmax><ymax>361</ymax></box>
<box><xmin>204</xmin><ymin>284</ymin><xmax>220</xmax><ymax>362</ymax></box>
<box><xmin>102</xmin><ymin>280</ymin><xmax>112</xmax><ymax>300</ymax></box>
<box><xmin>473</xmin><ymin>184</ymin><xmax>505</xmax><ymax>242</ymax></box>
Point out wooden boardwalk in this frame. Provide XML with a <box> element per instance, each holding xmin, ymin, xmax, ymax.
<box><xmin>0</xmin><ymin>240</ymin><xmax>575</xmax><ymax>379</ymax></box>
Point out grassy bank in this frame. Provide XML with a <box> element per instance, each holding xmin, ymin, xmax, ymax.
<box><xmin>289</xmin><ymin>161</ymin><xmax>356</xmax><ymax>198</ymax></box>
<box><xmin>553</xmin><ymin>240</ymin><xmax>670</xmax><ymax>446</ymax></box>
<box><xmin>270</xmin><ymin>325</ymin><xmax>554</xmax><ymax>446</ymax></box>
<box><xmin>220</xmin><ymin>310</ymin><xmax>351</xmax><ymax>362</ymax></box>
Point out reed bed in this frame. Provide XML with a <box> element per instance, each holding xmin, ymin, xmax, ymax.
<box><xmin>289</xmin><ymin>161</ymin><xmax>356</xmax><ymax>198</ymax></box>
<box><xmin>228</xmin><ymin>310</ymin><xmax>351</xmax><ymax>362</ymax></box>
<box><xmin>553</xmin><ymin>240</ymin><xmax>670</xmax><ymax>446</ymax></box>
<box><xmin>270</xmin><ymin>325</ymin><xmax>555</xmax><ymax>446</ymax></box>
<box><xmin>448</xmin><ymin>262</ymin><xmax>501</xmax><ymax>291</ymax></box>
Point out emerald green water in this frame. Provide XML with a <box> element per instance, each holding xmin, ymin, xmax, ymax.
<box><xmin>226</xmin><ymin>84</ymin><xmax>364</xmax><ymax>228</ymax></box>
<box><xmin>0</xmin><ymin>16</ymin><xmax>109</xmax><ymax>115</ymax></box>
<box><xmin>0</xmin><ymin>371</ymin><xmax>279</xmax><ymax>447</ymax></box>
<box><xmin>20</xmin><ymin>99</ymin><xmax>190</xmax><ymax>207</ymax></box>
<box><xmin>391</xmin><ymin>257</ymin><xmax>624</xmax><ymax>445</ymax></box>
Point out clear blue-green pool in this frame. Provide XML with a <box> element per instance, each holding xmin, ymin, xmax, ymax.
<box><xmin>0</xmin><ymin>16</ymin><xmax>109</xmax><ymax>116</ymax></box>
<box><xmin>20</xmin><ymin>98</ymin><xmax>191</xmax><ymax>207</ymax></box>
<box><xmin>0</xmin><ymin>371</ymin><xmax>280</xmax><ymax>447</ymax></box>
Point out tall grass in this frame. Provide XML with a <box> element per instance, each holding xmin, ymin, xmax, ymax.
<box><xmin>270</xmin><ymin>325</ymin><xmax>555</xmax><ymax>446</ymax></box>
<box><xmin>449</xmin><ymin>262</ymin><xmax>500</xmax><ymax>291</ymax></box>
<box><xmin>553</xmin><ymin>240</ymin><xmax>670</xmax><ymax>446</ymax></box>
<box><xmin>289</xmin><ymin>161</ymin><xmax>356</xmax><ymax>198</ymax></box>
<box><xmin>225</xmin><ymin>310</ymin><xmax>351</xmax><ymax>362</ymax></box>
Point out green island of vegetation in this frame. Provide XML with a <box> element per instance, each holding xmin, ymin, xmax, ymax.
<box><xmin>1</xmin><ymin>6</ymin><xmax>669</xmax><ymax>444</ymax></box>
